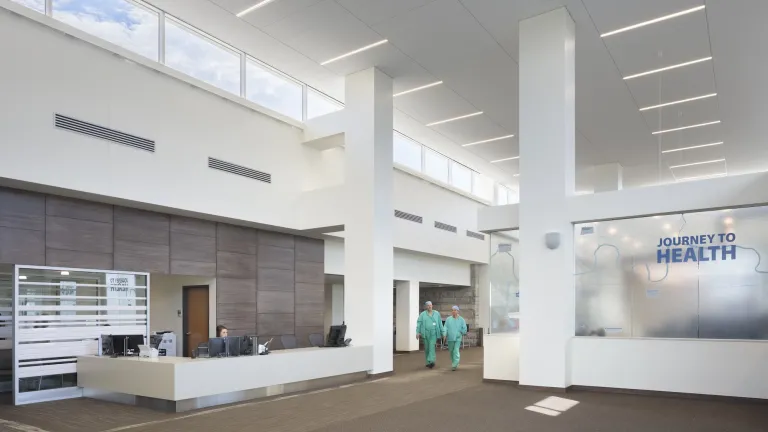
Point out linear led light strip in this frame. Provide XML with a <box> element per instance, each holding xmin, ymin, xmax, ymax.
<box><xmin>676</xmin><ymin>172</ymin><xmax>727</xmax><ymax>182</ymax></box>
<box><xmin>662</xmin><ymin>141</ymin><xmax>723</xmax><ymax>153</ymax></box>
<box><xmin>426</xmin><ymin>111</ymin><xmax>483</xmax><ymax>127</ymax></box>
<box><xmin>462</xmin><ymin>134</ymin><xmax>515</xmax><ymax>147</ymax></box>
<box><xmin>653</xmin><ymin>120</ymin><xmax>720</xmax><ymax>135</ymax></box>
<box><xmin>669</xmin><ymin>159</ymin><xmax>725</xmax><ymax>169</ymax></box>
<box><xmin>601</xmin><ymin>5</ymin><xmax>706</xmax><ymax>37</ymax></box>
<box><xmin>394</xmin><ymin>81</ymin><xmax>443</xmax><ymax>97</ymax></box>
<box><xmin>236</xmin><ymin>0</ymin><xmax>276</xmax><ymax>17</ymax></box>
<box><xmin>624</xmin><ymin>57</ymin><xmax>711</xmax><ymax>80</ymax></box>
<box><xmin>639</xmin><ymin>93</ymin><xmax>717</xmax><ymax>111</ymax></box>
<box><xmin>321</xmin><ymin>40</ymin><xmax>388</xmax><ymax>66</ymax></box>
<box><xmin>491</xmin><ymin>156</ymin><xmax>519</xmax><ymax>163</ymax></box>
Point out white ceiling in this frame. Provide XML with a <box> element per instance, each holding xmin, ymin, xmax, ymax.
<box><xmin>155</xmin><ymin>0</ymin><xmax>768</xmax><ymax>191</ymax></box>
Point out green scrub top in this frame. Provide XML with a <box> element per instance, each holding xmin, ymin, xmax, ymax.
<box><xmin>443</xmin><ymin>315</ymin><xmax>467</xmax><ymax>342</ymax></box>
<box><xmin>416</xmin><ymin>310</ymin><xmax>443</xmax><ymax>338</ymax></box>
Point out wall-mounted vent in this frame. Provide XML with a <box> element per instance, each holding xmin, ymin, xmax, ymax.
<box><xmin>394</xmin><ymin>210</ymin><xmax>423</xmax><ymax>224</ymax></box>
<box><xmin>208</xmin><ymin>158</ymin><xmax>271</xmax><ymax>184</ymax></box>
<box><xmin>54</xmin><ymin>114</ymin><xmax>155</xmax><ymax>152</ymax></box>
<box><xmin>434</xmin><ymin>221</ymin><xmax>457</xmax><ymax>233</ymax></box>
<box><xmin>466</xmin><ymin>230</ymin><xmax>485</xmax><ymax>241</ymax></box>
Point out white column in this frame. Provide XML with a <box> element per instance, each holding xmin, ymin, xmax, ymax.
<box><xmin>518</xmin><ymin>8</ymin><xmax>576</xmax><ymax>389</ymax></box>
<box><xmin>344</xmin><ymin>68</ymin><xmax>394</xmax><ymax>375</ymax></box>
<box><xmin>395</xmin><ymin>280</ymin><xmax>419</xmax><ymax>351</ymax></box>
<box><xmin>593</xmin><ymin>163</ymin><xmax>623</xmax><ymax>192</ymax></box>
<box><xmin>324</xmin><ymin>284</ymin><xmax>345</xmax><ymax>330</ymax></box>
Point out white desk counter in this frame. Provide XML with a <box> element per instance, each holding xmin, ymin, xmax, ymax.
<box><xmin>77</xmin><ymin>346</ymin><xmax>373</xmax><ymax>409</ymax></box>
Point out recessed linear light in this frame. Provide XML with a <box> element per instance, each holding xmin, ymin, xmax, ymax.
<box><xmin>669</xmin><ymin>158</ymin><xmax>725</xmax><ymax>169</ymax></box>
<box><xmin>662</xmin><ymin>141</ymin><xmax>723</xmax><ymax>153</ymax></box>
<box><xmin>652</xmin><ymin>120</ymin><xmax>720</xmax><ymax>135</ymax></box>
<box><xmin>393</xmin><ymin>81</ymin><xmax>443</xmax><ymax>97</ymax></box>
<box><xmin>491</xmin><ymin>156</ymin><xmax>520</xmax><ymax>163</ymax></box>
<box><xmin>320</xmin><ymin>40</ymin><xmax>388</xmax><ymax>66</ymax></box>
<box><xmin>426</xmin><ymin>111</ymin><xmax>483</xmax><ymax>127</ymax></box>
<box><xmin>18</xmin><ymin>276</ymin><xmax>27</xmax><ymax>280</ymax></box>
<box><xmin>236</xmin><ymin>0</ymin><xmax>276</xmax><ymax>17</ymax></box>
<box><xmin>513</xmin><ymin>174</ymin><xmax>520</xmax><ymax>177</ymax></box>
<box><xmin>676</xmin><ymin>172</ymin><xmax>727</xmax><ymax>182</ymax></box>
<box><xmin>462</xmin><ymin>134</ymin><xmax>515</xmax><ymax>147</ymax></box>
<box><xmin>639</xmin><ymin>93</ymin><xmax>717</xmax><ymax>111</ymax></box>
<box><xmin>601</xmin><ymin>5</ymin><xmax>705</xmax><ymax>38</ymax></box>
<box><xmin>61</xmin><ymin>271</ymin><xmax>70</xmax><ymax>276</ymax></box>
<box><xmin>624</xmin><ymin>57</ymin><xmax>712</xmax><ymax>80</ymax></box>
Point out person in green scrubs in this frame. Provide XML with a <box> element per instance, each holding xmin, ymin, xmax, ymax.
<box><xmin>416</xmin><ymin>301</ymin><xmax>443</xmax><ymax>369</ymax></box>
<box><xmin>443</xmin><ymin>305</ymin><xmax>468</xmax><ymax>371</ymax></box>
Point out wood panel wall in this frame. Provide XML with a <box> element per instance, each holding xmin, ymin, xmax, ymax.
<box><xmin>0</xmin><ymin>187</ymin><xmax>324</xmax><ymax>347</ymax></box>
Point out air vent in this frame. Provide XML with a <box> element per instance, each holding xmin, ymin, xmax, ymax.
<box><xmin>208</xmin><ymin>158</ymin><xmax>271</xmax><ymax>184</ymax></box>
<box><xmin>434</xmin><ymin>221</ymin><xmax>457</xmax><ymax>233</ymax></box>
<box><xmin>394</xmin><ymin>210</ymin><xmax>423</xmax><ymax>224</ymax></box>
<box><xmin>54</xmin><ymin>114</ymin><xmax>155</xmax><ymax>152</ymax></box>
<box><xmin>466</xmin><ymin>230</ymin><xmax>485</xmax><ymax>241</ymax></box>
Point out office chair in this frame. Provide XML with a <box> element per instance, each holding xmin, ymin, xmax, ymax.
<box><xmin>281</xmin><ymin>335</ymin><xmax>297</xmax><ymax>349</ymax></box>
<box><xmin>309</xmin><ymin>333</ymin><xmax>324</xmax><ymax>347</ymax></box>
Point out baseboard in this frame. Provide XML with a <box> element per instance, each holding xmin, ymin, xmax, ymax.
<box><xmin>517</xmin><ymin>384</ymin><xmax>569</xmax><ymax>393</ymax></box>
<box><xmin>368</xmin><ymin>370</ymin><xmax>395</xmax><ymax>379</ymax></box>
<box><xmin>482</xmin><ymin>378</ymin><xmax>519</xmax><ymax>385</ymax></box>
<box><xmin>570</xmin><ymin>385</ymin><xmax>768</xmax><ymax>404</ymax></box>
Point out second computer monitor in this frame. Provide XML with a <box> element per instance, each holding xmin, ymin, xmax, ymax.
<box><xmin>208</xmin><ymin>337</ymin><xmax>226</xmax><ymax>357</ymax></box>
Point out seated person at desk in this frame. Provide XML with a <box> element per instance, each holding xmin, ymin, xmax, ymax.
<box><xmin>216</xmin><ymin>325</ymin><xmax>228</xmax><ymax>338</ymax></box>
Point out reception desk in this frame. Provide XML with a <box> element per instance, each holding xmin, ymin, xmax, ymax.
<box><xmin>78</xmin><ymin>346</ymin><xmax>373</xmax><ymax>412</ymax></box>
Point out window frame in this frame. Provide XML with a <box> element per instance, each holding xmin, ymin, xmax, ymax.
<box><xmin>244</xmin><ymin>55</ymin><xmax>305</xmax><ymax>120</ymax></box>
<box><xmin>306</xmin><ymin>86</ymin><xmax>344</xmax><ymax>120</ymax></box>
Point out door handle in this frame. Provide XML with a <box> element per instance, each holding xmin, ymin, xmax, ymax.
<box><xmin>185</xmin><ymin>332</ymin><xmax>191</xmax><ymax>335</ymax></box>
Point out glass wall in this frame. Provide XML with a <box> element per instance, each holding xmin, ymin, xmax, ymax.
<box><xmin>246</xmin><ymin>59</ymin><xmax>303</xmax><ymax>121</ymax></box>
<box><xmin>489</xmin><ymin>230</ymin><xmax>520</xmax><ymax>333</ymax></box>
<box><xmin>575</xmin><ymin>206</ymin><xmax>768</xmax><ymax>340</ymax></box>
<box><xmin>306</xmin><ymin>88</ymin><xmax>343</xmax><ymax>119</ymax></box>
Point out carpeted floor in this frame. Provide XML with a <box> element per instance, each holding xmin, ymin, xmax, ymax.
<box><xmin>0</xmin><ymin>348</ymin><xmax>766</xmax><ymax>432</ymax></box>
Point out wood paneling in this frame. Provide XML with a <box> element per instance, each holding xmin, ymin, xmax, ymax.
<box><xmin>257</xmin><ymin>313</ymin><xmax>294</xmax><ymax>335</ymax></box>
<box><xmin>295</xmin><ymin>304</ymin><xmax>324</xmax><ymax>327</ymax></box>
<box><xmin>46</xmin><ymin>196</ymin><xmax>112</xmax><ymax>223</ymax></box>
<box><xmin>114</xmin><ymin>207</ymin><xmax>170</xmax><ymax>245</ymax></box>
<box><xmin>114</xmin><ymin>239</ymin><xmax>169</xmax><ymax>273</ymax></box>
<box><xmin>217</xmin><ymin>224</ymin><xmax>257</xmax><ymax>255</ymax></box>
<box><xmin>295</xmin><ymin>326</ymin><xmax>325</xmax><ymax>348</ymax></box>
<box><xmin>0</xmin><ymin>188</ymin><xmax>45</xmax><ymax>231</ymax></box>
<box><xmin>171</xmin><ymin>260</ymin><xmax>216</xmax><ymax>277</ymax></box>
<box><xmin>170</xmin><ymin>216</ymin><xmax>215</xmax><ymax>238</ymax></box>
<box><xmin>257</xmin><ymin>245</ymin><xmax>294</xmax><ymax>270</ymax></box>
<box><xmin>257</xmin><ymin>291</ymin><xmax>294</xmax><ymax>314</ymax></box>
<box><xmin>217</xmin><ymin>252</ymin><xmax>256</xmax><ymax>279</ymax></box>
<box><xmin>46</xmin><ymin>248</ymin><xmax>113</xmax><ymax>269</ymax></box>
<box><xmin>46</xmin><ymin>216</ymin><xmax>113</xmax><ymax>253</ymax></box>
<box><xmin>171</xmin><ymin>232</ymin><xmax>216</xmax><ymax>263</ymax></box>
<box><xmin>295</xmin><ymin>283</ymin><xmax>324</xmax><ymax>305</ymax></box>
<box><xmin>258</xmin><ymin>231</ymin><xmax>294</xmax><ymax>248</ymax></box>
<box><xmin>295</xmin><ymin>261</ymin><xmax>324</xmax><ymax>284</ymax></box>
<box><xmin>216</xmin><ymin>278</ymin><xmax>257</xmax><ymax>304</ymax></box>
<box><xmin>295</xmin><ymin>237</ymin><xmax>324</xmax><ymax>263</ymax></box>
<box><xmin>256</xmin><ymin>268</ymin><xmax>294</xmax><ymax>291</ymax></box>
<box><xmin>0</xmin><ymin>227</ymin><xmax>45</xmax><ymax>265</ymax></box>
<box><xmin>217</xmin><ymin>302</ymin><xmax>257</xmax><ymax>334</ymax></box>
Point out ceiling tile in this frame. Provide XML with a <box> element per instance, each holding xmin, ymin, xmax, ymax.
<box><xmin>466</xmin><ymin>138</ymin><xmax>519</xmax><ymax>162</ymax></box>
<box><xmin>582</xmin><ymin>0</ymin><xmax>704</xmax><ymax>36</ymax></box>
<box><xmin>429</xmin><ymin>114</ymin><xmax>510</xmax><ymax>148</ymax></box>
<box><xmin>640</xmin><ymin>96</ymin><xmax>720</xmax><ymax>132</ymax></box>
<box><xmin>335</xmin><ymin>0</ymin><xmax>434</xmax><ymax>27</ymax></box>
<box><xmin>395</xmin><ymin>85</ymin><xmax>477</xmax><ymax>124</ymax></box>
<box><xmin>626</xmin><ymin>60</ymin><xmax>716</xmax><ymax>108</ymax></box>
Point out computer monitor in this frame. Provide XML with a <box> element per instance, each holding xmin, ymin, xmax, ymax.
<box><xmin>240</xmin><ymin>335</ymin><xmax>256</xmax><ymax>356</ymax></box>
<box><xmin>224</xmin><ymin>336</ymin><xmax>240</xmax><ymax>357</ymax></box>
<box><xmin>110</xmin><ymin>334</ymin><xmax>145</xmax><ymax>356</ymax></box>
<box><xmin>208</xmin><ymin>337</ymin><xmax>226</xmax><ymax>357</ymax></box>
<box><xmin>326</xmin><ymin>325</ymin><xmax>347</xmax><ymax>347</ymax></box>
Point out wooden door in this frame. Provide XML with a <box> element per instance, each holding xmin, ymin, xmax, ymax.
<box><xmin>183</xmin><ymin>285</ymin><xmax>209</xmax><ymax>358</ymax></box>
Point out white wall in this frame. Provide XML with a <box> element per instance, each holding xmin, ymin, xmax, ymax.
<box><xmin>484</xmin><ymin>334</ymin><xmax>520</xmax><ymax>382</ymax></box>
<box><xmin>324</xmin><ymin>239</ymin><xmax>471</xmax><ymax>286</ymax></box>
<box><xmin>571</xmin><ymin>338</ymin><xmax>768</xmax><ymax>399</ymax></box>
<box><xmin>150</xmin><ymin>275</ymin><xmax>216</xmax><ymax>356</ymax></box>
<box><xmin>0</xmin><ymin>8</ymin><xmax>314</xmax><ymax>230</ymax></box>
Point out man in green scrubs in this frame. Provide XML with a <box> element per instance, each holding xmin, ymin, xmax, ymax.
<box><xmin>416</xmin><ymin>301</ymin><xmax>443</xmax><ymax>369</ymax></box>
<box><xmin>443</xmin><ymin>305</ymin><xmax>468</xmax><ymax>371</ymax></box>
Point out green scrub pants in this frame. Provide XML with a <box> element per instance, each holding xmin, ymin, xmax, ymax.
<box><xmin>423</xmin><ymin>332</ymin><xmax>437</xmax><ymax>365</ymax></box>
<box><xmin>448</xmin><ymin>340</ymin><xmax>461</xmax><ymax>368</ymax></box>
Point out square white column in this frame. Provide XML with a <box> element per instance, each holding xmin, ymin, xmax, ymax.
<box><xmin>395</xmin><ymin>280</ymin><xmax>419</xmax><ymax>352</ymax></box>
<box><xmin>518</xmin><ymin>7</ymin><xmax>576</xmax><ymax>389</ymax></box>
<box><xmin>593</xmin><ymin>163</ymin><xmax>623</xmax><ymax>192</ymax></box>
<box><xmin>343</xmin><ymin>68</ymin><xmax>394</xmax><ymax>375</ymax></box>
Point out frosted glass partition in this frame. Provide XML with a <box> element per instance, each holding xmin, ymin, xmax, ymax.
<box><xmin>575</xmin><ymin>206</ymin><xmax>768</xmax><ymax>340</ymax></box>
<box><xmin>489</xmin><ymin>230</ymin><xmax>520</xmax><ymax>333</ymax></box>
<box><xmin>13</xmin><ymin>266</ymin><xmax>149</xmax><ymax>405</ymax></box>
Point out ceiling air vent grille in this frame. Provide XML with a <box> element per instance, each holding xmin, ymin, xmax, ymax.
<box><xmin>208</xmin><ymin>158</ymin><xmax>271</xmax><ymax>184</ymax></box>
<box><xmin>466</xmin><ymin>230</ymin><xmax>485</xmax><ymax>240</ymax></box>
<box><xmin>54</xmin><ymin>114</ymin><xmax>155</xmax><ymax>152</ymax></box>
<box><xmin>394</xmin><ymin>210</ymin><xmax>423</xmax><ymax>224</ymax></box>
<box><xmin>434</xmin><ymin>221</ymin><xmax>457</xmax><ymax>233</ymax></box>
